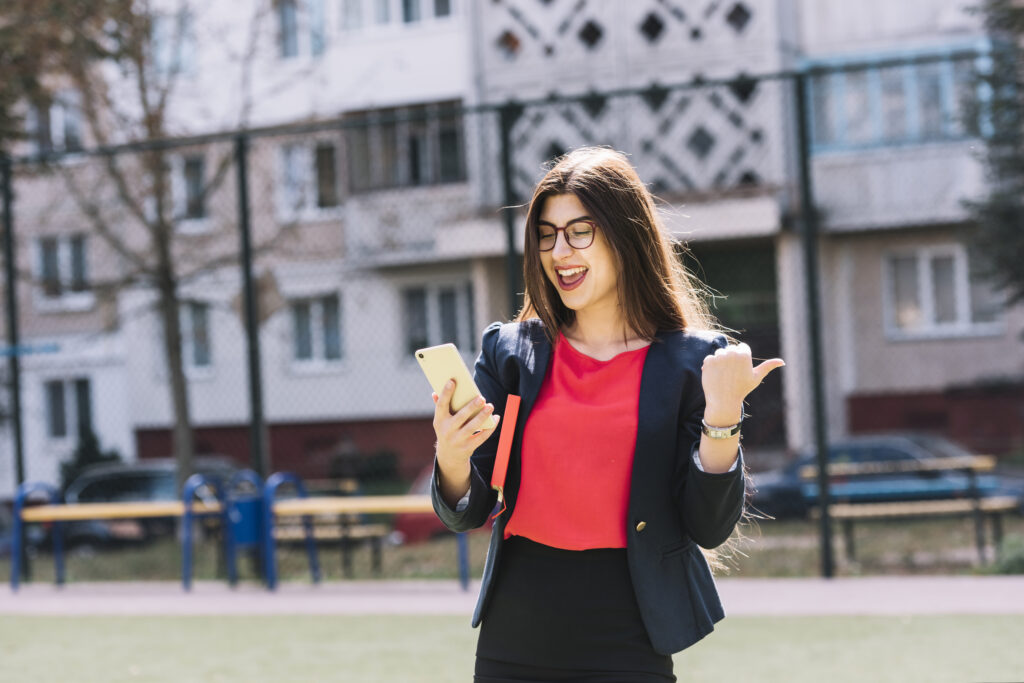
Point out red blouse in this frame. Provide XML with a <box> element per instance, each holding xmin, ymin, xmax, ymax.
<box><xmin>504</xmin><ymin>331</ymin><xmax>650</xmax><ymax>550</ymax></box>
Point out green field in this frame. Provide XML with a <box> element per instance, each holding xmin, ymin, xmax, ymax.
<box><xmin>1</xmin><ymin>614</ymin><xmax>1022</xmax><ymax>682</ymax></box>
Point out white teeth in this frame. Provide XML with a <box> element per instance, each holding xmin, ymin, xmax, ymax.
<box><xmin>557</xmin><ymin>266</ymin><xmax>588</xmax><ymax>277</ymax></box>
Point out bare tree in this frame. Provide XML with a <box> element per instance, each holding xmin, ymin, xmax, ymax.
<box><xmin>5</xmin><ymin>0</ymin><xmax>326</xmax><ymax>484</ymax></box>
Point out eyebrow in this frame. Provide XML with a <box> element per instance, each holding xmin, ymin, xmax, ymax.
<box><xmin>537</xmin><ymin>216</ymin><xmax>593</xmax><ymax>227</ymax></box>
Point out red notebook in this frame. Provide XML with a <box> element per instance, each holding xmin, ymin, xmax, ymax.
<box><xmin>491</xmin><ymin>394</ymin><xmax>520</xmax><ymax>504</ymax></box>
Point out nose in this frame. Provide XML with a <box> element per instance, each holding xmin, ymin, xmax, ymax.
<box><xmin>550</xmin><ymin>230</ymin><xmax>574</xmax><ymax>259</ymax></box>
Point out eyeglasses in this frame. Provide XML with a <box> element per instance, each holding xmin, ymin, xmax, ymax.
<box><xmin>537</xmin><ymin>220</ymin><xmax>597</xmax><ymax>251</ymax></box>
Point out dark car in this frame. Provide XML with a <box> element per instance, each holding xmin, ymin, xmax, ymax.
<box><xmin>749</xmin><ymin>434</ymin><xmax>1017</xmax><ymax>519</ymax></box>
<box><xmin>61</xmin><ymin>457</ymin><xmax>237</xmax><ymax>545</ymax></box>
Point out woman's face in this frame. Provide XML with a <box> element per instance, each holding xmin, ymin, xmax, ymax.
<box><xmin>537</xmin><ymin>193</ymin><xmax>621</xmax><ymax>320</ymax></box>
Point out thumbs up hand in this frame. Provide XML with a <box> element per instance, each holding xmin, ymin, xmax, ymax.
<box><xmin>701</xmin><ymin>342</ymin><xmax>784</xmax><ymax>422</ymax></box>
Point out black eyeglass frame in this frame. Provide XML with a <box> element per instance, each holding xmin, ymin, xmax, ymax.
<box><xmin>536</xmin><ymin>220</ymin><xmax>598</xmax><ymax>252</ymax></box>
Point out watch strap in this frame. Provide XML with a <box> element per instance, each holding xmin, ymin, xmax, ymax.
<box><xmin>701</xmin><ymin>415</ymin><xmax>743</xmax><ymax>439</ymax></box>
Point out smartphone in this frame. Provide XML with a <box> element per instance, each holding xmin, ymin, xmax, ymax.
<box><xmin>415</xmin><ymin>343</ymin><xmax>499</xmax><ymax>429</ymax></box>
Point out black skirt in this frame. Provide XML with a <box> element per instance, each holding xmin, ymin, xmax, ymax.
<box><xmin>474</xmin><ymin>535</ymin><xmax>675</xmax><ymax>682</ymax></box>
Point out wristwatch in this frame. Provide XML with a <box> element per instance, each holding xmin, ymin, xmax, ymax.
<box><xmin>701</xmin><ymin>415</ymin><xmax>743</xmax><ymax>439</ymax></box>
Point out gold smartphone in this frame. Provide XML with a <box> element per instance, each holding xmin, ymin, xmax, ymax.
<box><xmin>415</xmin><ymin>343</ymin><xmax>499</xmax><ymax>429</ymax></box>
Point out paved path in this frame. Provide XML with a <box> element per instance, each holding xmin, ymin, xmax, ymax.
<box><xmin>3</xmin><ymin>576</ymin><xmax>1024</xmax><ymax>617</ymax></box>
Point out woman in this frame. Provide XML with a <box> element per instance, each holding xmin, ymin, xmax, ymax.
<box><xmin>430</xmin><ymin>147</ymin><xmax>783</xmax><ymax>681</ymax></box>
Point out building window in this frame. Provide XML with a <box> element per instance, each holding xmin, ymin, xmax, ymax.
<box><xmin>310</xmin><ymin>0</ymin><xmax>327</xmax><ymax>55</ymax></box>
<box><xmin>347</xmin><ymin>101</ymin><xmax>465</xmax><ymax>192</ymax></box>
<box><xmin>315</xmin><ymin>143</ymin><xmax>340</xmax><ymax>208</ymax></box>
<box><xmin>291</xmin><ymin>294</ymin><xmax>343</xmax><ymax>363</ymax></box>
<box><xmin>45</xmin><ymin>377</ymin><xmax>91</xmax><ymax>440</ymax></box>
<box><xmin>183</xmin><ymin>156</ymin><xmax>205</xmax><ymax>219</ymax></box>
<box><xmin>885</xmin><ymin>246</ymin><xmax>1004</xmax><ymax>337</ymax></box>
<box><xmin>36</xmin><ymin>235</ymin><xmax>89</xmax><ymax>300</ymax></box>
<box><xmin>278</xmin><ymin>0</ymin><xmax>299</xmax><ymax>57</ymax></box>
<box><xmin>402</xmin><ymin>0</ymin><xmax>421</xmax><ymax>23</ymax></box>
<box><xmin>165</xmin><ymin>154</ymin><xmax>210</xmax><ymax>231</ymax></box>
<box><xmin>810</xmin><ymin>49</ymin><xmax>977</xmax><ymax>151</ymax></box>
<box><xmin>341</xmin><ymin>0</ymin><xmax>363</xmax><ymax>30</ymax></box>
<box><xmin>340</xmin><ymin>0</ymin><xmax>453</xmax><ymax>30</ymax></box>
<box><xmin>26</xmin><ymin>91</ymin><xmax>83</xmax><ymax>155</ymax></box>
<box><xmin>151</xmin><ymin>9</ymin><xmax>197</xmax><ymax>77</ymax></box>
<box><xmin>278</xmin><ymin>141</ymin><xmax>341</xmax><ymax>220</ymax></box>
<box><xmin>181</xmin><ymin>302</ymin><xmax>212</xmax><ymax>369</ymax></box>
<box><xmin>402</xmin><ymin>282</ymin><xmax>475</xmax><ymax>355</ymax></box>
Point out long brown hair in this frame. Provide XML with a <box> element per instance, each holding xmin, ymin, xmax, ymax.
<box><xmin>516</xmin><ymin>148</ymin><xmax>747</xmax><ymax>572</ymax></box>
<box><xmin>516</xmin><ymin>147</ymin><xmax>716</xmax><ymax>341</ymax></box>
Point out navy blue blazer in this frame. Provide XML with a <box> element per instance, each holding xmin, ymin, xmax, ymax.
<box><xmin>431</xmin><ymin>319</ymin><xmax>746</xmax><ymax>655</ymax></box>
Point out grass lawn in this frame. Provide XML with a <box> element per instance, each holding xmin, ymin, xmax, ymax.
<box><xmin>0</xmin><ymin>614</ymin><xmax>1021</xmax><ymax>682</ymax></box>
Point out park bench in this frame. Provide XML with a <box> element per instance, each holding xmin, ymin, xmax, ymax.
<box><xmin>12</xmin><ymin>475</ymin><xmax>467</xmax><ymax>591</ymax></box>
<box><xmin>272</xmin><ymin>477</ymin><xmax>392</xmax><ymax>576</ymax></box>
<box><xmin>11</xmin><ymin>489</ymin><xmax>223</xmax><ymax>591</ymax></box>
<box><xmin>805</xmin><ymin>455</ymin><xmax>1020</xmax><ymax>565</ymax></box>
<box><xmin>272</xmin><ymin>518</ymin><xmax>392</xmax><ymax>577</ymax></box>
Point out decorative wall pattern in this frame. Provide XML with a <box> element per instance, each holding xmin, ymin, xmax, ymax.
<box><xmin>504</xmin><ymin>76</ymin><xmax>781</xmax><ymax>201</ymax></box>
<box><xmin>489</xmin><ymin>0</ymin><xmax>760</xmax><ymax>63</ymax></box>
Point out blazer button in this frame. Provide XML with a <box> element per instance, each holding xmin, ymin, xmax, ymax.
<box><xmin>635</xmin><ymin>521</ymin><xmax>647</xmax><ymax>532</ymax></box>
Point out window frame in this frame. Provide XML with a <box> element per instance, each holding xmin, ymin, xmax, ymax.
<box><xmin>180</xmin><ymin>300</ymin><xmax>214</xmax><ymax>375</ymax></box>
<box><xmin>882</xmin><ymin>244</ymin><xmax>1005</xmax><ymax>341</ymax></box>
<box><xmin>276</xmin><ymin>139</ymin><xmax>344</xmax><ymax>223</ymax></box>
<box><xmin>346</xmin><ymin>101</ymin><xmax>465</xmax><ymax>193</ymax></box>
<box><xmin>401</xmin><ymin>280</ymin><xmax>476</xmax><ymax>357</ymax></box>
<box><xmin>338</xmin><ymin>0</ymin><xmax>456</xmax><ymax>33</ymax></box>
<box><xmin>33</xmin><ymin>234</ymin><xmax>95</xmax><ymax>313</ymax></box>
<box><xmin>288</xmin><ymin>292</ymin><xmax>345</xmax><ymax>371</ymax></box>
<box><xmin>43</xmin><ymin>376</ymin><xmax>92</xmax><ymax>442</ymax></box>
<box><xmin>150</xmin><ymin>8</ymin><xmax>198</xmax><ymax>79</ymax></box>
<box><xmin>170</xmin><ymin>152</ymin><xmax>212</xmax><ymax>234</ymax></box>
<box><xmin>277</xmin><ymin>0</ymin><xmax>330</xmax><ymax>59</ymax></box>
<box><xmin>807</xmin><ymin>43</ymin><xmax>986</xmax><ymax>154</ymax></box>
<box><xmin>25</xmin><ymin>90</ymin><xmax>84</xmax><ymax>156</ymax></box>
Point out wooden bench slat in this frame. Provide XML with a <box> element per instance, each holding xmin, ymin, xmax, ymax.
<box><xmin>814</xmin><ymin>496</ymin><xmax>1019</xmax><ymax>520</ymax></box>
<box><xmin>20</xmin><ymin>501</ymin><xmax>222</xmax><ymax>522</ymax></box>
<box><xmin>272</xmin><ymin>495</ymin><xmax>434</xmax><ymax>517</ymax></box>
<box><xmin>273</xmin><ymin>523</ymin><xmax>391</xmax><ymax>541</ymax></box>
<box><xmin>798</xmin><ymin>455</ymin><xmax>996</xmax><ymax>480</ymax></box>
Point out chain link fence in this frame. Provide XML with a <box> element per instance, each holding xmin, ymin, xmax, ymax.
<box><xmin>3</xmin><ymin>50</ymin><xmax>1023</xmax><ymax>579</ymax></box>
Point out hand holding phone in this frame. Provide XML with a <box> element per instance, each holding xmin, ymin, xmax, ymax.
<box><xmin>415</xmin><ymin>344</ymin><xmax>499</xmax><ymax>429</ymax></box>
<box><xmin>418</xmin><ymin>344</ymin><xmax>501</xmax><ymax>507</ymax></box>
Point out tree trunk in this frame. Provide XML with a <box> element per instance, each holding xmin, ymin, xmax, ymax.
<box><xmin>151</xmin><ymin>170</ymin><xmax>194</xmax><ymax>490</ymax></box>
<box><xmin>157</xmin><ymin>265</ymin><xmax>194</xmax><ymax>490</ymax></box>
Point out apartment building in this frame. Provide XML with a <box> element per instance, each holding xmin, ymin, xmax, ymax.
<box><xmin>2</xmin><ymin>0</ymin><xmax>1022</xmax><ymax>498</ymax></box>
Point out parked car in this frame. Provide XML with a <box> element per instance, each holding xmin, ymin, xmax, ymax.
<box><xmin>391</xmin><ymin>466</ymin><xmax>493</xmax><ymax>544</ymax></box>
<box><xmin>750</xmin><ymin>433</ymin><xmax>1020</xmax><ymax>519</ymax></box>
<box><xmin>60</xmin><ymin>456</ymin><xmax>238</xmax><ymax>546</ymax></box>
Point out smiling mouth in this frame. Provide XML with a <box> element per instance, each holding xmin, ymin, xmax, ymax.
<box><xmin>556</xmin><ymin>266</ymin><xmax>588</xmax><ymax>290</ymax></box>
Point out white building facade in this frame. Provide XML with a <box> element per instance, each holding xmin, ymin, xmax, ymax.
<box><xmin>2</xmin><ymin>0</ymin><xmax>1022</xmax><ymax>498</ymax></box>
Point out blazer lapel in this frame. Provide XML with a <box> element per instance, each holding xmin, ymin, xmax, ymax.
<box><xmin>631</xmin><ymin>330</ymin><xmax>684</xmax><ymax>499</ymax></box>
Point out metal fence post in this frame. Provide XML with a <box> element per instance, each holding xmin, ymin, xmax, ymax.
<box><xmin>794</xmin><ymin>71</ymin><xmax>835</xmax><ymax>579</ymax></box>
<box><xmin>235</xmin><ymin>134</ymin><xmax>269</xmax><ymax>477</ymax></box>
<box><xmin>1</xmin><ymin>154</ymin><xmax>25</xmax><ymax>488</ymax></box>
<box><xmin>499</xmin><ymin>102</ymin><xmax>524</xmax><ymax>319</ymax></box>
<box><xmin>2</xmin><ymin>154</ymin><xmax>31</xmax><ymax>582</ymax></box>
